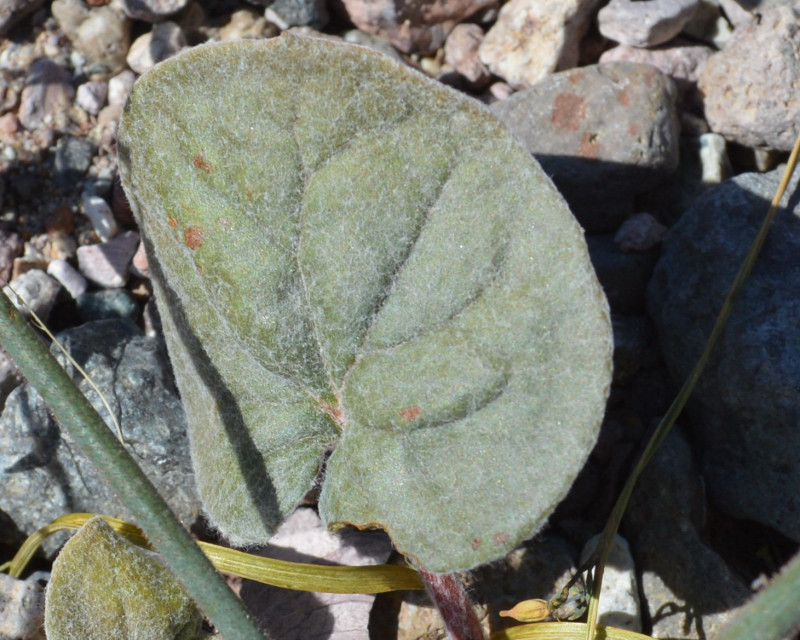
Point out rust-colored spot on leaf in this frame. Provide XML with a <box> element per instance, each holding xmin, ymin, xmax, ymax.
<box><xmin>577</xmin><ymin>131</ymin><xmax>600</xmax><ymax>159</ymax></box>
<box><xmin>551</xmin><ymin>93</ymin><xmax>587</xmax><ymax>131</ymax></box>
<box><xmin>472</xmin><ymin>537</ymin><xmax>482</xmax><ymax>550</ymax></box>
<box><xmin>320</xmin><ymin>399</ymin><xmax>346</xmax><ymax>429</ymax></box>
<box><xmin>184</xmin><ymin>225</ymin><xmax>205</xmax><ymax>250</ymax></box>
<box><xmin>168</xmin><ymin>216</ymin><xmax>178</xmax><ymax>228</ymax></box>
<box><xmin>493</xmin><ymin>532</ymin><xmax>510</xmax><ymax>546</ymax></box>
<box><xmin>399</xmin><ymin>406</ymin><xmax>423</xmax><ymax>421</ymax></box>
<box><xmin>193</xmin><ymin>154</ymin><xmax>212</xmax><ymax>173</ymax></box>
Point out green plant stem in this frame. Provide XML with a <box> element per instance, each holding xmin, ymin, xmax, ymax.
<box><xmin>0</xmin><ymin>291</ymin><xmax>270</xmax><ymax>640</ymax></box>
<box><xmin>584</xmin><ymin>132</ymin><xmax>800</xmax><ymax>640</ymax></box>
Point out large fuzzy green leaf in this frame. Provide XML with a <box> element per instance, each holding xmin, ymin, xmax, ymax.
<box><xmin>44</xmin><ymin>517</ymin><xmax>202</xmax><ymax>640</ymax></box>
<box><xmin>117</xmin><ymin>34</ymin><xmax>612</xmax><ymax>572</ymax></box>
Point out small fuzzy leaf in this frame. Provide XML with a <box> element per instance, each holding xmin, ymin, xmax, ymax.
<box><xmin>44</xmin><ymin>516</ymin><xmax>202</xmax><ymax>640</ymax></box>
<box><xmin>118</xmin><ymin>35</ymin><xmax>612</xmax><ymax>572</ymax></box>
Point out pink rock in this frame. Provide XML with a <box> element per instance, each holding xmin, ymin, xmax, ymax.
<box><xmin>18</xmin><ymin>60</ymin><xmax>75</xmax><ymax>131</ymax></box>
<box><xmin>444</xmin><ymin>23</ymin><xmax>491</xmax><ymax>87</ymax></box>
<box><xmin>130</xmin><ymin>241</ymin><xmax>150</xmax><ymax>279</ymax></box>
<box><xmin>700</xmin><ymin>5</ymin><xmax>800</xmax><ymax>151</ymax></box>
<box><xmin>76</xmin><ymin>81</ymin><xmax>108</xmax><ymax>115</ymax></box>
<box><xmin>479</xmin><ymin>0</ymin><xmax>602</xmax><ymax>88</ymax></box>
<box><xmin>340</xmin><ymin>0</ymin><xmax>496</xmax><ymax>54</ymax></box>
<box><xmin>77</xmin><ymin>230</ymin><xmax>140</xmax><ymax>288</ymax></box>
<box><xmin>598</xmin><ymin>0</ymin><xmax>699</xmax><ymax>48</ymax></box>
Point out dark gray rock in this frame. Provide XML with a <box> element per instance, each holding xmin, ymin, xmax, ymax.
<box><xmin>118</xmin><ymin>0</ymin><xmax>189</xmax><ymax>22</ymax></box>
<box><xmin>76</xmin><ymin>288</ymin><xmax>140</xmax><ymax>323</ymax></box>
<box><xmin>587</xmin><ymin>234</ymin><xmax>660</xmax><ymax>314</ymax></box>
<box><xmin>53</xmin><ymin>136</ymin><xmax>95</xmax><ymax>187</ymax></box>
<box><xmin>624</xmin><ymin>429</ymin><xmax>751</xmax><ymax>639</ymax></box>
<box><xmin>647</xmin><ymin>167</ymin><xmax>800</xmax><ymax>543</ymax></box>
<box><xmin>492</xmin><ymin>63</ymin><xmax>680</xmax><ymax>232</ymax></box>
<box><xmin>612</xmin><ymin>314</ymin><xmax>659</xmax><ymax>386</ymax></box>
<box><xmin>0</xmin><ymin>320</ymin><xmax>199</xmax><ymax>552</ymax></box>
<box><xmin>266</xmin><ymin>0</ymin><xmax>329</xmax><ymax>29</ymax></box>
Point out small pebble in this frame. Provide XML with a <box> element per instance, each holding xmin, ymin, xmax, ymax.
<box><xmin>218</xmin><ymin>9</ymin><xmax>275</xmax><ymax>40</ymax></box>
<box><xmin>54</xmin><ymin>136</ymin><xmax>95</xmax><ymax>186</ymax></box>
<box><xmin>17</xmin><ymin>59</ymin><xmax>74</xmax><ymax>131</ymax></box>
<box><xmin>73</xmin><ymin>5</ymin><xmax>132</xmax><ymax>74</ymax></box>
<box><xmin>598</xmin><ymin>0</ymin><xmax>699</xmax><ymax>48</ymax></box>
<box><xmin>47</xmin><ymin>259</ymin><xmax>88</xmax><ymax>298</ymax></box>
<box><xmin>108</xmin><ymin>70</ymin><xmax>136</xmax><ymax>109</ymax></box>
<box><xmin>81</xmin><ymin>193</ymin><xmax>119</xmax><ymax>242</ymax></box>
<box><xmin>614</xmin><ymin>213</ymin><xmax>668</xmax><ymax>253</ymax></box>
<box><xmin>118</xmin><ymin>0</ymin><xmax>189</xmax><ymax>22</ymax></box>
<box><xmin>0</xmin><ymin>573</ymin><xmax>46</xmax><ymax>640</ymax></box>
<box><xmin>444</xmin><ymin>23</ymin><xmax>491</xmax><ymax>87</ymax></box>
<box><xmin>76</xmin><ymin>288</ymin><xmax>140</xmax><ymax>323</ymax></box>
<box><xmin>130</xmin><ymin>241</ymin><xmax>150</xmax><ymax>279</ymax></box>
<box><xmin>699</xmin><ymin>132</ymin><xmax>730</xmax><ymax>184</ymax></box>
<box><xmin>77</xmin><ymin>230</ymin><xmax>140</xmax><ymax>288</ymax></box>
<box><xmin>0</xmin><ymin>227</ymin><xmax>23</xmax><ymax>283</ymax></box>
<box><xmin>126</xmin><ymin>21</ymin><xmax>187</xmax><ymax>75</ymax></box>
<box><xmin>581</xmin><ymin>534</ymin><xmax>642</xmax><ymax>632</ymax></box>
<box><xmin>340</xmin><ymin>0</ymin><xmax>495</xmax><ymax>54</ymax></box>
<box><xmin>76</xmin><ymin>80</ymin><xmax>108</xmax><ymax>115</ymax></box>
<box><xmin>3</xmin><ymin>269</ymin><xmax>61</xmax><ymax>322</ymax></box>
<box><xmin>265</xmin><ymin>0</ymin><xmax>329</xmax><ymax>30</ymax></box>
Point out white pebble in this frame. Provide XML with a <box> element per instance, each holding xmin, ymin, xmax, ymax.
<box><xmin>700</xmin><ymin>133</ymin><xmax>731</xmax><ymax>185</ymax></box>
<box><xmin>47</xmin><ymin>259</ymin><xmax>88</xmax><ymax>298</ymax></box>
<box><xmin>82</xmin><ymin>193</ymin><xmax>119</xmax><ymax>242</ymax></box>
<box><xmin>76</xmin><ymin>81</ymin><xmax>108</xmax><ymax>115</ymax></box>
<box><xmin>108</xmin><ymin>70</ymin><xmax>136</xmax><ymax>109</ymax></box>
<box><xmin>581</xmin><ymin>534</ymin><xmax>642</xmax><ymax>632</ymax></box>
<box><xmin>0</xmin><ymin>573</ymin><xmax>45</xmax><ymax>640</ymax></box>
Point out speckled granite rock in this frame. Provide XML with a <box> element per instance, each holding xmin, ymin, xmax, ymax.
<box><xmin>479</xmin><ymin>0</ymin><xmax>602</xmax><ymax>88</ymax></box>
<box><xmin>700</xmin><ymin>4</ymin><xmax>800</xmax><ymax>151</ymax></box>
<box><xmin>647</xmin><ymin>167</ymin><xmax>800</xmax><ymax>543</ymax></box>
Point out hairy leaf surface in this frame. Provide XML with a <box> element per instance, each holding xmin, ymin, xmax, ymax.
<box><xmin>118</xmin><ymin>35</ymin><xmax>612</xmax><ymax>572</ymax></box>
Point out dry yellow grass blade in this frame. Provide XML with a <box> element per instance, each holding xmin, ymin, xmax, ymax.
<box><xmin>3</xmin><ymin>513</ymin><xmax>424</xmax><ymax>594</ymax></box>
<box><xmin>491</xmin><ymin>622</ymin><xmax>655</xmax><ymax>640</ymax></box>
